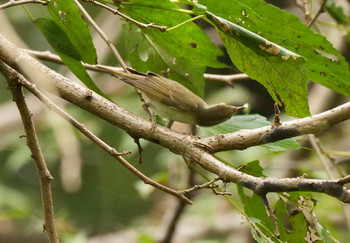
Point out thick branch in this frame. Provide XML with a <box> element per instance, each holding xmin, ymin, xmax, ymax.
<box><xmin>0</xmin><ymin>61</ymin><xmax>59</xmax><ymax>242</ymax></box>
<box><xmin>1</xmin><ymin>33</ymin><xmax>350</xmax><ymax>203</ymax></box>
<box><xmin>201</xmin><ymin>102</ymin><xmax>350</xmax><ymax>152</ymax></box>
<box><xmin>0</xmin><ymin>61</ymin><xmax>192</xmax><ymax>204</ymax></box>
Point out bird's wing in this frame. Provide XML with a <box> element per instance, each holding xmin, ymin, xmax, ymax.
<box><xmin>127</xmin><ymin>73</ymin><xmax>203</xmax><ymax>111</ymax></box>
<box><xmin>109</xmin><ymin>69</ymin><xmax>205</xmax><ymax>111</ymax></box>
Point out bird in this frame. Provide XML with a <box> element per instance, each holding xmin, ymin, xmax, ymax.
<box><xmin>98</xmin><ymin>66</ymin><xmax>243</xmax><ymax>126</ymax></box>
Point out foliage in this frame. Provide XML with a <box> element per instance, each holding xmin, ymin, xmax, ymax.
<box><xmin>1</xmin><ymin>0</ymin><xmax>350</xmax><ymax>242</ymax></box>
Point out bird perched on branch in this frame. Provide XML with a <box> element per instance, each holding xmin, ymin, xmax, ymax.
<box><xmin>98</xmin><ymin>66</ymin><xmax>244</xmax><ymax>126</ymax></box>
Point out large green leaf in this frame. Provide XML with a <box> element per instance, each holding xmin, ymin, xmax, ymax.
<box><xmin>123</xmin><ymin>23</ymin><xmax>206</xmax><ymax>97</ymax></box>
<box><xmin>34</xmin><ymin>18</ymin><xmax>105</xmax><ymax>96</ymax></box>
<box><xmin>275</xmin><ymin>199</ymin><xmax>307</xmax><ymax>242</ymax></box>
<box><xmin>119</xmin><ymin>0</ymin><xmax>226</xmax><ymax>97</ymax></box>
<box><xmin>237</xmin><ymin>161</ymin><xmax>281</xmax><ymax>242</ymax></box>
<box><xmin>206</xmin><ymin>114</ymin><xmax>300</xmax><ymax>152</ymax></box>
<box><xmin>198</xmin><ymin>0</ymin><xmax>350</xmax><ymax>102</ymax></box>
<box><xmin>204</xmin><ymin>11</ymin><xmax>309</xmax><ymax>117</ymax></box>
<box><xmin>47</xmin><ymin>0</ymin><xmax>97</xmax><ymax>64</ymax></box>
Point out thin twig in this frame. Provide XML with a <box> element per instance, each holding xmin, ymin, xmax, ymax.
<box><xmin>309</xmin><ymin>135</ymin><xmax>347</xmax><ymax>177</ymax></box>
<box><xmin>179</xmin><ymin>177</ymin><xmax>220</xmax><ymax>194</ymax></box>
<box><xmin>133</xmin><ymin>137</ymin><xmax>143</xmax><ymax>164</ymax></box>
<box><xmin>72</xmin><ymin>0</ymin><xmax>128</xmax><ymax>71</ymax></box>
<box><xmin>0</xmin><ymin>61</ymin><xmax>59</xmax><ymax>243</ymax></box>
<box><xmin>303</xmin><ymin>0</ymin><xmax>311</xmax><ymax>24</ymax></box>
<box><xmin>161</xmin><ymin>162</ymin><xmax>197</xmax><ymax>243</ymax></box>
<box><xmin>308</xmin><ymin>0</ymin><xmax>328</xmax><ymax>27</ymax></box>
<box><xmin>204</xmin><ymin>73</ymin><xmax>250</xmax><ymax>87</ymax></box>
<box><xmin>1</xmin><ymin>62</ymin><xmax>193</xmax><ymax>204</ymax></box>
<box><xmin>83</xmin><ymin>0</ymin><xmax>167</xmax><ymax>31</ymax></box>
<box><xmin>309</xmin><ymin>134</ymin><xmax>334</xmax><ymax>179</ymax></box>
<box><xmin>261</xmin><ymin>195</ymin><xmax>280</xmax><ymax>237</ymax></box>
<box><xmin>24</xmin><ymin>49</ymin><xmax>250</xmax><ymax>85</ymax></box>
<box><xmin>308</xmin><ymin>134</ymin><xmax>350</xmax><ymax>231</ymax></box>
<box><xmin>272</xmin><ymin>103</ymin><xmax>281</xmax><ymax>127</ymax></box>
<box><xmin>294</xmin><ymin>0</ymin><xmax>311</xmax><ymax>24</ymax></box>
<box><xmin>0</xmin><ymin>0</ymin><xmax>49</xmax><ymax>10</ymax></box>
<box><xmin>166</xmin><ymin>15</ymin><xmax>204</xmax><ymax>31</ymax></box>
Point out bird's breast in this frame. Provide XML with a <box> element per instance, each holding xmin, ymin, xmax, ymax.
<box><xmin>148</xmin><ymin>99</ymin><xmax>198</xmax><ymax>125</ymax></box>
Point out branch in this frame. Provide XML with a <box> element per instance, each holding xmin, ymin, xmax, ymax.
<box><xmin>204</xmin><ymin>73</ymin><xmax>250</xmax><ymax>86</ymax></box>
<box><xmin>72</xmin><ymin>0</ymin><xmax>128</xmax><ymax>71</ymax></box>
<box><xmin>0</xmin><ymin>61</ymin><xmax>59</xmax><ymax>243</ymax></box>
<box><xmin>24</xmin><ymin>49</ymin><xmax>249</xmax><ymax>84</ymax></box>
<box><xmin>0</xmin><ymin>0</ymin><xmax>49</xmax><ymax>10</ymax></box>
<box><xmin>201</xmin><ymin>101</ymin><xmax>350</xmax><ymax>152</ymax></box>
<box><xmin>0</xmin><ymin>61</ymin><xmax>192</xmax><ymax>204</ymax></box>
<box><xmin>82</xmin><ymin>0</ymin><xmax>167</xmax><ymax>31</ymax></box>
<box><xmin>1</xmin><ymin>32</ymin><xmax>350</xmax><ymax>204</ymax></box>
<box><xmin>308</xmin><ymin>0</ymin><xmax>328</xmax><ymax>27</ymax></box>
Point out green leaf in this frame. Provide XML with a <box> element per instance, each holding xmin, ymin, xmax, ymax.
<box><xmin>278</xmin><ymin>193</ymin><xmax>339</xmax><ymax>243</ymax></box>
<box><xmin>198</xmin><ymin>0</ymin><xmax>350</xmax><ymax>103</ymax></box>
<box><xmin>325</xmin><ymin>0</ymin><xmax>347</xmax><ymax>25</ymax></box>
<box><xmin>275</xmin><ymin>199</ymin><xmax>307</xmax><ymax>242</ymax></box>
<box><xmin>120</xmin><ymin>0</ymin><xmax>226</xmax><ymax>97</ymax></box>
<box><xmin>236</xmin><ymin>161</ymin><xmax>282</xmax><ymax>242</ymax></box>
<box><xmin>34</xmin><ymin>18</ymin><xmax>105</xmax><ymax>96</ymax></box>
<box><xmin>47</xmin><ymin>0</ymin><xmax>97</xmax><ymax>64</ymax></box>
<box><xmin>205</xmin><ymin>11</ymin><xmax>309</xmax><ymax>118</ymax></box>
<box><xmin>239</xmin><ymin>160</ymin><xmax>265</xmax><ymax>177</ymax></box>
<box><xmin>312</xmin><ymin>213</ymin><xmax>340</xmax><ymax>243</ymax></box>
<box><xmin>206</xmin><ymin>114</ymin><xmax>300</xmax><ymax>152</ymax></box>
<box><xmin>237</xmin><ymin>185</ymin><xmax>281</xmax><ymax>242</ymax></box>
<box><xmin>123</xmin><ymin>23</ymin><xmax>206</xmax><ymax>97</ymax></box>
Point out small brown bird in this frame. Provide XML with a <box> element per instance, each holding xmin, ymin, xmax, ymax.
<box><xmin>98</xmin><ymin>66</ymin><xmax>243</xmax><ymax>126</ymax></box>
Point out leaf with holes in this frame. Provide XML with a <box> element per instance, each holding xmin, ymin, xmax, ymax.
<box><xmin>205</xmin><ymin>11</ymin><xmax>309</xmax><ymax>118</ymax></box>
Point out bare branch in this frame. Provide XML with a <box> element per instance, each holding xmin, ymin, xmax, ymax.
<box><xmin>308</xmin><ymin>0</ymin><xmax>328</xmax><ymax>27</ymax></box>
<box><xmin>179</xmin><ymin>177</ymin><xmax>220</xmax><ymax>195</ymax></box>
<box><xmin>0</xmin><ymin>0</ymin><xmax>49</xmax><ymax>10</ymax></box>
<box><xmin>272</xmin><ymin>103</ymin><xmax>281</xmax><ymax>127</ymax></box>
<box><xmin>83</xmin><ymin>0</ymin><xmax>167</xmax><ymax>31</ymax></box>
<box><xmin>309</xmin><ymin>134</ymin><xmax>334</xmax><ymax>179</ymax></box>
<box><xmin>261</xmin><ymin>195</ymin><xmax>279</xmax><ymax>237</ymax></box>
<box><xmin>202</xmin><ymin>101</ymin><xmax>350</xmax><ymax>152</ymax></box>
<box><xmin>204</xmin><ymin>73</ymin><xmax>250</xmax><ymax>86</ymax></box>
<box><xmin>133</xmin><ymin>137</ymin><xmax>143</xmax><ymax>164</ymax></box>
<box><xmin>309</xmin><ymin>134</ymin><xmax>347</xmax><ymax>177</ymax></box>
<box><xmin>294</xmin><ymin>0</ymin><xmax>311</xmax><ymax>24</ymax></box>
<box><xmin>24</xmin><ymin>49</ymin><xmax>250</xmax><ymax>85</ymax></box>
<box><xmin>0</xmin><ymin>61</ymin><xmax>59</xmax><ymax>243</ymax></box>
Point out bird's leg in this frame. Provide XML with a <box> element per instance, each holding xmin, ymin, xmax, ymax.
<box><xmin>135</xmin><ymin>89</ymin><xmax>157</xmax><ymax>130</ymax></box>
<box><xmin>142</xmin><ymin>102</ymin><xmax>155</xmax><ymax>122</ymax></box>
<box><xmin>141</xmin><ymin>103</ymin><xmax>157</xmax><ymax>132</ymax></box>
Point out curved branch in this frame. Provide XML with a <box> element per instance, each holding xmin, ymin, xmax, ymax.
<box><xmin>1</xmin><ymin>32</ymin><xmax>350</xmax><ymax>203</ymax></box>
<box><xmin>201</xmin><ymin>101</ymin><xmax>350</xmax><ymax>152</ymax></box>
<box><xmin>0</xmin><ymin>0</ymin><xmax>49</xmax><ymax>10</ymax></box>
<box><xmin>0</xmin><ymin>61</ymin><xmax>59</xmax><ymax>242</ymax></box>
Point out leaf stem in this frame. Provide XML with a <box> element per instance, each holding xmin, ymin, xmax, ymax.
<box><xmin>166</xmin><ymin>14</ymin><xmax>204</xmax><ymax>31</ymax></box>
